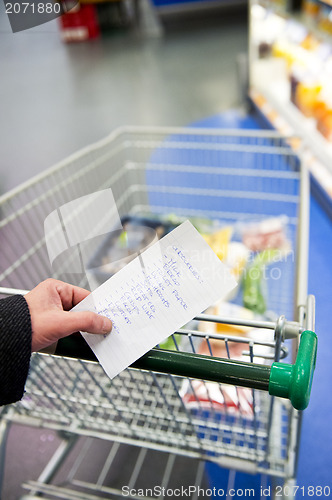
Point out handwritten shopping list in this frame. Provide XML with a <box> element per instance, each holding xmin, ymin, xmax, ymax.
<box><xmin>73</xmin><ymin>220</ymin><xmax>237</xmax><ymax>379</ymax></box>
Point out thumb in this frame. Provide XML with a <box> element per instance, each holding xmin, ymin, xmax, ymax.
<box><xmin>64</xmin><ymin>311</ymin><xmax>112</xmax><ymax>336</ymax></box>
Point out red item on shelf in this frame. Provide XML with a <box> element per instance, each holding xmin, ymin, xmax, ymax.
<box><xmin>59</xmin><ymin>3</ymin><xmax>100</xmax><ymax>42</ymax></box>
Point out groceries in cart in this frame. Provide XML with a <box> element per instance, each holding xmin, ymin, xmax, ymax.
<box><xmin>180</xmin><ymin>302</ymin><xmax>274</xmax><ymax>417</ymax></box>
<box><xmin>238</xmin><ymin>216</ymin><xmax>290</xmax><ymax>252</ymax></box>
<box><xmin>87</xmin><ymin>212</ymin><xmax>291</xmax><ymax>311</ymax></box>
<box><xmin>239</xmin><ymin>217</ymin><xmax>292</xmax><ymax>314</ymax></box>
<box><xmin>86</xmin><ymin>215</ymin><xmax>179</xmax><ymax>290</ymax></box>
<box><xmin>181</xmin><ymin>378</ymin><xmax>254</xmax><ymax>417</ymax></box>
<box><xmin>87</xmin><ymin>215</ymin><xmax>245</xmax><ymax>290</ymax></box>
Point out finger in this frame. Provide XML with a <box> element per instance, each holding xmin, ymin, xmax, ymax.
<box><xmin>60</xmin><ymin>310</ymin><xmax>112</xmax><ymax>336</ymax></box>
<box><xmin>55</xmin><ymin>282</ymin><xmax>91</xmax><ymax>310</ymax></box>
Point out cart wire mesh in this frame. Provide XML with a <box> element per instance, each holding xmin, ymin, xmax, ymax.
<box><xmin>0</xmin><ymin>127</ymin><xmax>308</xmax><ymax>491</ymax></box>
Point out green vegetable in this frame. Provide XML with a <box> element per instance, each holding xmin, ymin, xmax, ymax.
<box><xmin>159</xmin><ymin>334</ymin><xmax>181</xmax><ymax>351</ymax></box>
<box><xmin>243</xmin><ymin>249</ymin><xmax>280</xmax><ymax>314</ymax></box>
<box><xmin>118</xmin><ymin>231</ymin><xmax>128</xmax><ymax>248</ymax></box>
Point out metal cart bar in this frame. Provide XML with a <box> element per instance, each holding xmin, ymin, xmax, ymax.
<box><xmin>0</xmin><ymin>285</ymin><xmax>303</xmax><ymax>342</ymax></box>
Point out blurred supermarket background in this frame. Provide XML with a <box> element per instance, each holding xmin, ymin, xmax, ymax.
<box><xmin>1</xmin><ymin>0</ymin><xmax>332</xmax><ymax>498</ymax></box>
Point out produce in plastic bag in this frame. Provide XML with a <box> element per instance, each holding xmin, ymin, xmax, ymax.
<box><xmin>239</xmin><ymin>216</ymin><xmax>290</xmax><ymax>252</ymax></box>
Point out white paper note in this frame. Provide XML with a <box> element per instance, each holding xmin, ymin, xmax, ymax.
<box><xmin>73</xmin><ymin>220</ymin><xmax>237</xmax><ymax>379</ymax></box>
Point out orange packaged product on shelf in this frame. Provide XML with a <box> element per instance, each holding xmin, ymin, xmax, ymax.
<box><xmin>312</xmin><ymin>97</ymin><xmax>328</xmax><ymax>123</ymax></box>
<box><xmin>302</xmin><ymin>0</ymin><xmax>320</xmax><ymax>18</ymax></box>
<box><xmin>295</xmin><ymin>81</ymin><xmax>322</xmax><ymax>117</ymax></box>
<box><xmin>317</xmin><ymin>110</ymin><xmax>332</xmax><ymax>141</ymax></box>
<box><xmin>315</xmin><ymin>89</ymin><xmax>332</xmax><ymax>141</ymax></box>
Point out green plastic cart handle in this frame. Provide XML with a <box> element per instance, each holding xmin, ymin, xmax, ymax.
<box><xmin>132</xmin><ymin>349</ymin><xmax>272</xmax><ymax>391</ymax></box>
<box><xmin>132</xmin><ymin>330</ymin><xmax>317</xmax><ymax>411</ymax></box>
<box><xmin>269</xmin><ymin>330</ymin><xmax>317</xmax><ymax>410</ymax></box>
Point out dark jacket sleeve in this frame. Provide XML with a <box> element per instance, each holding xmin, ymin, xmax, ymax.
<box><xmin>0</xmin><ymin>295</ymin><xmax>32</xmax><ymax>406</ymax></box>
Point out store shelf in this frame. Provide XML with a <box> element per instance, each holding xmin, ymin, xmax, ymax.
<box><xmin>264</xmin><ymin>88</ymin><xmax>332</xmax><ymax>167</ymax></box>
<box><xmin>250</xmin><ymin>88</ymin><xmax>332</xmax><ymax>201</ymax></box>
<box><xmin>257</xmin><ymin>0</ymin><xmax>332</xmax><ymax>45</ymax></box>
<box><xmin>250</xmin><ymin>0</ymin><xmax>332</xmax><ymax>207</ymax></box>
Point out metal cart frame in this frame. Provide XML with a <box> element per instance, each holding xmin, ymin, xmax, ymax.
<box><xmin>0</xmin><ymin>127</ymin><xmax>316</xmax><ymax>499</ymax></box>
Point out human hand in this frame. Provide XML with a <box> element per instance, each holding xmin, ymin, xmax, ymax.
<box><xmin>25</xmin><ymin>279</ymin><xmax>112</xmax><ymax>352</ymax></box>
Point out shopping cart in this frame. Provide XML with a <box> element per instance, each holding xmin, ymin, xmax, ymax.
<box><xmin>0</xmin><ymin>127</ymin><xmax>317</xmax><ymax>499</ymax></box>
